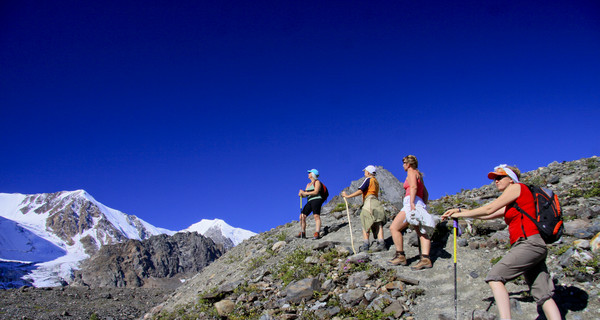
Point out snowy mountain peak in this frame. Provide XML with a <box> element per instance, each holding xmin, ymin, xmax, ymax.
<box><xmin>184</xmin><ymin>218</ymin><xmax>256</xmax><ymax>246</ymax></box>
<box><xmin>0</xmin><ymin>190</ymin><xmax>173</xmax><ymax>287</ymax></box>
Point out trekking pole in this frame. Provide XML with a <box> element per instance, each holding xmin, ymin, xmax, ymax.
<box><xmin>300</xmin><ymin>195</ymin><xmax>303</xmax><ymax>213</ymax></box>
<box><xmin>453</xmin><ymin>218</ymin><xmax>459</xmax><ymax>320</ymax></box>
<box><xmin>344</xmin><ymin>196</ymin><xmax>356</xmax><ymax>254</ymax></box>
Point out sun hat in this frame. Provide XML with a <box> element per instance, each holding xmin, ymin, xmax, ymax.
<box><xmin>487</xmin><ymin>164</ymin><xmax>519</xmax><ymax>183</ymax></box>
<box><xmin>363</xmin><ymin>165</ymin><xmax>377</xmax><ymax>174</ymax></box>
<box><xmin>307</xmin><ymin>169</ymin><xmax>319</xmax><ymax>177</ymax></box>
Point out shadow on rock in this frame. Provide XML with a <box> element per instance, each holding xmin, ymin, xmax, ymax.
<box><xmin>553</xmin><ymin>284</ymin><xmax>588</xmax><ymax>319</ymax></box>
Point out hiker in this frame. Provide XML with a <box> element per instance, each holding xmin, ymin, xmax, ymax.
<box><xmin>442</xmin><ymin>165</ymin><xmax>561</xmax><ymax>320</ymax></box>
<box><xmin>388</xmin><ymin>155</ymin><xmax>434</xmax><ymax>270</ymax></box>
<box><xmin>342</xmin><ymin>165</ymin><xmax>386</xmax><ymax>252</ymax></box>
<box><xmin>298</xmin><ymin>169</ymin><xmax>323</xmax><ymax>239</ymax></box>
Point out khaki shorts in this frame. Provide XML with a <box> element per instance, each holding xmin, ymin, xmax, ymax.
<box><xmin>485</xmin><ymin>234</ymin><xmax>554</xmax><ymax>305</ymax></box>
<box><xmin>360</xmin><ymin>195</ymin><xmax>385</xmax><ymax>233</ymax></box>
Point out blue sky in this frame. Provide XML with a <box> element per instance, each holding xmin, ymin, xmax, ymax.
<box><xmin>1</xmin><ymin>0</ymin><xmax>599</xmax><ymax>233</ymax></box>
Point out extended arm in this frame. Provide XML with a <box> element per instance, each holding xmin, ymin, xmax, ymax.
<box><xmin>342</xmin><ymin>189</ymin><xmax>363</xmax><ymax>198</ymax></box>
<box><xmin>442</xmin><ymin>184</ymin><xmax>521</xmax><ymax>220</ymax></box>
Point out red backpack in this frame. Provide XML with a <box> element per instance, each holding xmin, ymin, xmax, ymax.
<box><xmin>318</xmin><ymin>182</ymin><xmax>329</xmax><ymax>202</ymax></box>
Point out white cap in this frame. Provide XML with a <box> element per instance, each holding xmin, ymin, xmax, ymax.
<box><xmin>363</xmin><ymin>165</ymin><xmax>377</xmax><ymax>174</ymax></box>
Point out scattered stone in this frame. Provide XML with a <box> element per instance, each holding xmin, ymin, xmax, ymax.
<box><xmin>383</xmin><ymin>300</ymin><xmax>405</xmax><ymax>317</ymax></box>
<box><xmin>472</xmin><ymin>309</ymin><xmax>497</xmax><ymax>320</ymax></box>
<box><xmin>214</xmin><ymin>299</ymin><xmax>235</xmax><ymax>316</ymax></box>
<box><xmin>341</xmin><ymin>288</ymin><xmax>365</xmax><ymax>306</ymax></box>
<box><xmin>304</xmin><ymin>256</ymin><xmax>319</xmax><ymax>264</ymax></box>
<box><xmin>564</xmin><ymin>220</ymin><xmax>591</xmax><ymax>236</ymax></box>
<box><xmin>347</xmin><ymin>271</ymin><xmax>370</xmax><ymax>288</ymax></box>
<box><xmin>346</xmin><ymin>252</ymin><xmax>370</xmax><ymax>263</ymax></box>
<box><xmin>283</xmin><ymin>278</ymin><xmax>320</xmax><ymax>304</ymax></box>
<box><xmin>573</xmin><ymin>239</ymin><xmax>591</xmax><ymax>249</ymax></box>
<box><xmin>272</xmin><ymin>241</ymin><xmax>286</xmax><ymax>252</ymax></box>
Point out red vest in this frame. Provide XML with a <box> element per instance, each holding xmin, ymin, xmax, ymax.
<box><xmin>505</xmin><ymin>183</ymin><xmax>539</xmax><ymax>244</ymax></box>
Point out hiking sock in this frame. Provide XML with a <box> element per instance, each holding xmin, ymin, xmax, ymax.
<box><xmin>396</xmin><ymin>251</ymin><xmax>406</xmax><ymax>256</ymax></box>
<box><xmin>421</xmin><ymin>254</ymin><xmax>430</xmax><ymax>259</ymax></box>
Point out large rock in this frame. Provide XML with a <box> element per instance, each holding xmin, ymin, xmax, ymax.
<box><xmin>75</xmin><ymin>232</ymin><xmax>225</xmax><ymax>288</ymax></box>
<box><xmin>564</xmin><ymin>219</ymin><xmax>591</xmax><ymax>236</ymax></box>
<box><xmin>283</xmin><ymin>278</ymin><xmax>321</xmax><ymax>304</ymax></box>
<box><xmin>214</xmin><ymin>300</ymin><xmax>235</xmax><ymax>316</ymax></box>
<box><xmin>323</xmin><ymin>166</ymin><xmax>404</xmax><ymax>212</ymax></box>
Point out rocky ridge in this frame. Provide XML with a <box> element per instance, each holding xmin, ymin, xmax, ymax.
<box><xmin>16</xmin><ymin>190</ymin><xmax>165</xmax><ymax>250</ymax></box>
<box><xmin>73</xmin><ymin>232</ymin><xmax>226</xmax><ymax>289</ymax></box>
<box><xmin>146</xmin><ymin>157</ymin><xmax>600</xmax><ymax>320</ymax></box>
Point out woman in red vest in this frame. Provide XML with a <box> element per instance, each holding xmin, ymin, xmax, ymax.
<box><xmin>442</xmin><ymin>165</ymin><xmax>560</xmax><ymax>320</ymax></box>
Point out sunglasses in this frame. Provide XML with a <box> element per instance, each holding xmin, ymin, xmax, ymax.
<box><xmin>494</xmin><ymin>175</ymin><xmax>508</xmax><ymax>181</ymax></box>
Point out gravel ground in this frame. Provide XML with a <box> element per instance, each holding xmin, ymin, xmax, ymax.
<box><xmin>0</xmin><ymin>286</ymin><xmax>173</xmax><ymax>320</ymax></box>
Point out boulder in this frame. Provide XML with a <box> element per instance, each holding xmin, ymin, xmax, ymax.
<box><xmin>283</xmin><ymin>278</ymin><xmax>320</xmax><ymax>304</ymax></box>
<box><xmin>214</xmin><ymin>299</ymin><xmax>235</xmax><ymax>316</ymax></box>
<box><xmin>564</xmin><ymin>219</ymin><xmax>591</xmax><ymax>236</ymax></box>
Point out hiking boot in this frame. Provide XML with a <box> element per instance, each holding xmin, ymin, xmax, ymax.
<box><xmin>372</xmin><ymin>242</ymin><xmax>385</xmax><ymax>252</ymax></box>
<box><xmin>313</xmin><ymin>232</ymin><xmax>320</xmax><ymax>240</ymax></box>
<box><xmin>296</xmin><ymin>232</ymin><xmax>306</xmax><ymax>239</ymax></box>
<box><xmin>359</xmin><ymin>243</ymin><xmax>369</xmax><ymax>252</ymax></box>
<box><xmin>411</xmin><ymin>257</ymin><xmax>433</xmax><ymax>270</ymax></box>
<box><xmin>388</xmin><ymin>252</ymin><xmax>407</xmax><ymax>266</ymax></box>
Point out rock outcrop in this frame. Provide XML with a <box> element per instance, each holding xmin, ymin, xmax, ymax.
<box><xmin>75</xmin><ymin>232</ymin><xmax>225</xmax><ymax>288</ymax></box>
<box><xmin>323</xmin><ymin>166</ymin><xmax>405</xmax><ymax>212</ymax></box>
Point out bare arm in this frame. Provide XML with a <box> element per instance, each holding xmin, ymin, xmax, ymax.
<box><xmin>342</xmin><ymin>189</ymin><xmax>363</xmax><ymax>198</ymax></box>
<box><xmin>442</xmin><ymin>184</ymin><xmax>521</xmax><ymax>220</ymax></box>
<box><xmin>477</xmin><ymin>207</ymin><xmax>506</xmax><ymax>220</ymax></box>
<box><xmin>421</xmin><ymin>177</ymin><xmax>429</xmax><ymax>204</ymax></box>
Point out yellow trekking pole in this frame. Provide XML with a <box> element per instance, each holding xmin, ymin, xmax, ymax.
<box><xmin>453</xmin><ymin>218</ymin><xmax>460</xmax><ymax>320</ymax></box>
<box><xmin>344</xmin><ymin>197</ymin><xmax>356</xmax><ymax>254</ymax></box>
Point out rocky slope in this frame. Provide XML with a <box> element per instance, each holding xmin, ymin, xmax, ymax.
<box><xmin>73</xmin><ymin>232</ymin><xmax>226</xmax><ymax>289</ymax></box>
<box><xmin>145</xmin><ymin>157</ymin><xmax>600</xmax><ymax>320</ymax></box>
<box><xmin>0</xmin><ymin>158</ymin><xmax>598</xmax><ymax>320</ymax></box>
<box><xmin>0</xmin><ymin>286</ymin><xmax>172</xmax><ymax>320</ymax></box>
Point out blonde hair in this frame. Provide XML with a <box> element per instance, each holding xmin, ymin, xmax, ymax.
<box><xmin>403</xmin><ymin>155</ymin><xmax>418</xmax><ymax>169</ymax></box>
<box><xmin>506</xmin><ymin>165</ymin><xmax>521</xmax><ymax>179</ymax></box>
<box><xmin>403</xmin><ymin>155</ymin><xmax>424</xmax><ymax>177</ymax></box>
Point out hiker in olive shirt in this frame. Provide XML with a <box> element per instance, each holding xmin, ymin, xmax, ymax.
<box><xmin>298</xmin><ymin>169</ymin><xmax>323</xmax><ymax>239</ymax></box>
<box><xmin>342</xmin><ymin>165</ymin><xmax>386</xmax><ymax>252</ymax></box>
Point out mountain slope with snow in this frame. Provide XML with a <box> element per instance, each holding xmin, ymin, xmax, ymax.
<box><xmin>0</xmin><ymin>190</ymin><xmax>256</xmax><ymax>288</ymax></box>
<box><xmin>184</xmin><ymin>218</ymin><xmax>256</xmax><ymax>246</ymax></box>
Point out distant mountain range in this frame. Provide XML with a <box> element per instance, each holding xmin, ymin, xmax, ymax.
<box><xmin>0</xmin><ymin>190</ymin><xmax>256</xmax><ymax>288</ymax></box>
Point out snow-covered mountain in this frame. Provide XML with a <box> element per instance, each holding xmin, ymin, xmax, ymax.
<box><xmin>0</xmin><ymin>190</ymin><xmax>255</xmax><ymax>288</ymax></box>
<box><xmin>184</xmin><ymin>218</ymin><xmax>257</xmax><ymax>249</ymax></box>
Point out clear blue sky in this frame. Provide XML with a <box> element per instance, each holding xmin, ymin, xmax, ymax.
<box><xmin>1</xmin><ymin>1</ymin><xmax>598</xmax><ymax>233</ymax></box>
